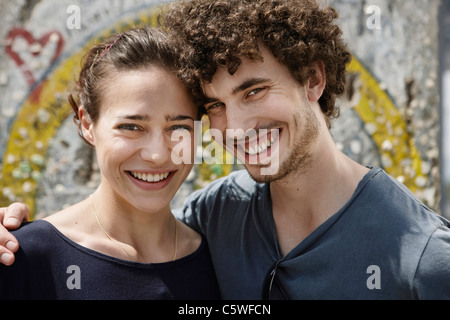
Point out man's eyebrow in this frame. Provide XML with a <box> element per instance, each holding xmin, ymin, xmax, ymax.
<box><xmin>202</xmin><ymin>78</ymin><xmax>269</xmax><ymax>105</ymax></box>
<box><xmin>165</xmin><ymin>114</ymin><xmax>194</xmax><ymax>122</ymax></box>
<box><xmin>203</xmin><ymin>97</ymin><xmax>219</xmax><ymax>105</ymax></box>
<box><xmin>232</xmin><ymin>78</ymin><xmax>269</xmax><ymax>95</ymax></box>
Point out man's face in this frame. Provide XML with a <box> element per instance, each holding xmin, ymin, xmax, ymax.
<box><xmin>202</xmin><ymin>45</ymin><xmax>321</xmax><ymax>183</ymax></box>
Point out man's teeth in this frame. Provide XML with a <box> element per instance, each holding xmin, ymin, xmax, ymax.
<box><xmin>130</xmin><ymin>171</ymin><xmax>170</xmax><ymax>182</ymax></box>
<box><xmin>245</xmin><ymin>133</ymin><xmax>278</xmax><ymax>155</ymax></box>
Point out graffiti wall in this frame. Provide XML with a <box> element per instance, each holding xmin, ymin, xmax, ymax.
<box><xmin>0</xmin><ymin>0</ymin><xmax>442</xmax><ymax>218</ymax></box>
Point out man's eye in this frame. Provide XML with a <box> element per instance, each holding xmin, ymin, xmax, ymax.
<box><xmin>206</xmin><ymin>102</ymin><xmax>225</xmax><ymax>114</ymax></box>
<box><xmin>247</xmin><ymin>87</ymin><xmax>265</xmax><ymax>97</ymax></box>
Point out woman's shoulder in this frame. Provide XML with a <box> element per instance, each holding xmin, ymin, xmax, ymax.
<box><xmin>12</xmin><ymin>220</ymin><xmax>55</xmax><ymax>240</ymax></box>
<box><xmin>43</xmin><ymin>199</ymin><xmax>96</xmax><ymax>247</ymax></box>
<box><xmin>11</xmin><ymin>220</ymin><xmax>62</xmax><ymax>253</ymax></box>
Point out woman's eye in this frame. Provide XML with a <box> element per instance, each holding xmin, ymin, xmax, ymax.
<box><xmin>169</xmin><ymin>125</ymin><xmax>192</xmax><ymax>132</ymax></box>
<box><xmin>118</xmin><ymin>124</ymin><xmax>141</xmax><ymax>131</ymax></box>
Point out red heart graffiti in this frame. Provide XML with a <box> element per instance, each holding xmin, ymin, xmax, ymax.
<box><xmin>5</xmin><ymin>28</ymin><xmax>65</xmax><ymax>102</ymax></box>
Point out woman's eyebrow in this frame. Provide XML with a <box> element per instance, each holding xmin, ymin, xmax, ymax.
<box><xmin>119</xmin><ymin>114</ymin><xmax>149</xmax><ymax>121</ymax></box>
<box><xmin>117</xmin><ymin>114</ymin><xmax>194</xmax><ymax>121</ymax></box>
<box><xmin>165</xmin><ymin>114</ymin><xmax>195</xmax><ymax>122</ymax></box>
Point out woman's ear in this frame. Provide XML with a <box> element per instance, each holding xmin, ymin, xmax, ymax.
<box><xmin>306</xmin><ymin>60</ymin><xmax>326</xmax><ymax>102</ymax></box>
<box><xmin>79</xmin><ymin>106</ymin><xmax>95</xmax><ymax>146</ymax></box>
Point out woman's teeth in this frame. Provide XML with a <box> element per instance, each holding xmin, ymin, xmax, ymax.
<box><xmin>130</xmin><ymin>171</ymin><xmax>170</xmax><ymax>183</ymax></box>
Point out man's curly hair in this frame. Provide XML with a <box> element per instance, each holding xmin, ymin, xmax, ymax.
<box><xmin>162</xmin><ymin>0</ymin><xmax>352</xmax><ymax>128</ymax></box>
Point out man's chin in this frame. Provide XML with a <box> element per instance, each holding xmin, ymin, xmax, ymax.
<box><xmin>244</xmin><ymin>163</ymin><xmax>283</xmax><ymax>184</ymax></box>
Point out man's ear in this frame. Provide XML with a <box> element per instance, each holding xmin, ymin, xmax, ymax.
<box><xmin>79</xmin><ymin>106</ymin><xmax>95</xmax><ymax>146</ymax></box>
<box><xmin>306</xmin><ymin>60</ymin><xmax>326</xmax><ymax>102</ymax></box>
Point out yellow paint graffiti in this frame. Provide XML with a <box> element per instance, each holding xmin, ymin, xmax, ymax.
<box><xmin>348</xmin><ymin>57</ymin><xmax>426</xmax><ymax>195</ymax></box>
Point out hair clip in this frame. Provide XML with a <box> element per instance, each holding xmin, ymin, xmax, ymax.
<box><xmin>92</xmin><ymin>37</ymin><xmax>119</xmax><ymax>67</ymax></box>
<box><xmin>98</xmin><ymin>38</ymin><xmax>119</xmax><ymax>60</ymax></box>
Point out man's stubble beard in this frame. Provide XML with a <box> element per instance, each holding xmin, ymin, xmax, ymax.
<box><xmin>246</xmin><ymin>105</ymin><xmax>320</xmax><ymax>184</ymax></box>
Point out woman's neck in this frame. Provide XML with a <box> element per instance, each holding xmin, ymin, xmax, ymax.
<box><xmin>89</xmin><ymin>187</ymin><xmax>178</xmax><ymax>262</ymax></box>
<box><xmin>45</xmin><ymin>185</ymin><xmax>179</xmax><ymax>263</ymax></box>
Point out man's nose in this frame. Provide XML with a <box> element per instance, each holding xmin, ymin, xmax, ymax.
<box><xmin>224</xmin><ymin>102</ymin><xmax>257</xmax><ymax>141</ymax></box>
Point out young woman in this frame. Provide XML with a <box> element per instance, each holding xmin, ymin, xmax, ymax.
<box><xmin>0</xmin><ymin>26</ymin><xmax>220</xmax><ymax>300</ymax></box>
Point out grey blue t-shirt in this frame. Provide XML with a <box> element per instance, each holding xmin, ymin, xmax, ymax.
<box><xmin>177</xmin><ymin>166</ymin><xmax>450</xmax><ymax>299</ymax></box>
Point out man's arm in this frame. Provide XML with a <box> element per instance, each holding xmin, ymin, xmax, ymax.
<box><xmin>0</xmin><ymin>203</ymin><xmax>29</xmax><ymax>266</ymax></box>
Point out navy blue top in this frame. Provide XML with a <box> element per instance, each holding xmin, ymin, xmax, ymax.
<box><xmin>0</xmin><ymin>220</ymin><xmax>220</xmax><ymax>300</ymax></box>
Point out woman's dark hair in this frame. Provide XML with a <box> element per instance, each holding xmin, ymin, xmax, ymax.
<box><xmin>69</xmin><ymin>26</ymin><xmax>188</xmax><ymax>144</ymax></box>
<box><xmin>162</xmin><ymin>0</ymin><xmax>352</xmax><ymax>128</ymax></box>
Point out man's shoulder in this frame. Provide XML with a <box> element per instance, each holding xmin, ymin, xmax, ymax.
<box><xmin>354</xmin><ymin>167</ymin><xmax>450</xmax><ymax>247</ymax></box>
<box><xmin>198</xmin><ymin>169</ymin><xmax>263</xmax><ymax>199</ymax></box>
<box><xmin>361</xmin><ymin>167</ymin><xmax>444</xmax><ymax>222</ymax></box>
<box><xmin>177</xmin><ymin>170</ymin><xmax>264</xmax><ymax>224</ymax></box>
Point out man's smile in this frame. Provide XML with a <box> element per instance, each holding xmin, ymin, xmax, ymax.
<box><xmin>243</xmin><ymin>129</ymin><xmax>280</xmax><ymax>156</ymax></box>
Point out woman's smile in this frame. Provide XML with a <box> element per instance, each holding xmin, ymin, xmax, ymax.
<box><xmin>126</xmin><ymin>170</ymin><xmax>176</xmax><ymax>191</ymax></box>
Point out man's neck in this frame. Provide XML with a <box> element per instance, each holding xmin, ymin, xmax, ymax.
<box><xmin>269</xmin><ymin>145</ymin><xmax>369</xmax><ymax>256</ymax></box>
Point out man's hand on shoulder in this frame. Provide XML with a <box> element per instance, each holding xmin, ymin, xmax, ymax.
<box><xmin>0</xmin><ymin>203</ymin><xmax>29</xmax><ymax>266</ymax></box>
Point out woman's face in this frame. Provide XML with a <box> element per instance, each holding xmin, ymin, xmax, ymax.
<box><xmin>82</xmin><ymin>66</ymin><xmax>197</xmax><ymax>214</ymax></box>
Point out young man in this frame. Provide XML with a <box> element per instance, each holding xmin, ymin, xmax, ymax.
<box><xmin>1</xmin><ymin>0</ymin><xmax>450</xmax><ymax>299</ymax></box>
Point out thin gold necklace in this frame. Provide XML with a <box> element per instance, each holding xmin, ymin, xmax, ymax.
<box><xmin>89</xmin><ymin>195</ymin><xmax>178</xmax><ymax>262</ymax></box>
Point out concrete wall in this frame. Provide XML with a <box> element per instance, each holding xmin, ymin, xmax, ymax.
<box><xmin>0</xmin><ymin>0</ymin><xmax>443</xmax><ymax>218</ymax></box>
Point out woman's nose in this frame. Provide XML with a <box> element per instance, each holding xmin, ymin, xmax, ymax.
<box><xmin>139</xmin><ymin>133</ymin><xmax>171</xmax><ymax>164</ymax></box>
